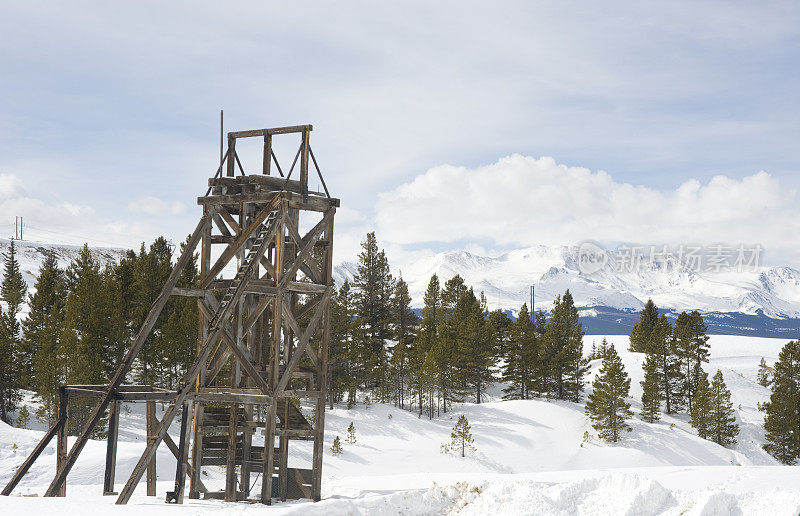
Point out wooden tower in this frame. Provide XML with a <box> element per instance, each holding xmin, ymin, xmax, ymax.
<box><xmin>1</xmin><ymin>124</ymin><xmax>338</xmax><ymax>505</ymax></box>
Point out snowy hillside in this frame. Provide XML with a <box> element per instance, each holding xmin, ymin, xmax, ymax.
<box><xmin>336</xmin><ymin>245</ymin><xmax>800</xmax><ymax>318</ymax></box>
<box><xmin>1</xmin><ymin>239</ymin><xmax>124</xmax><ymax>310</ymax></box>
<box><xmin>2</xmin><ymin>335</ymin><xmax>800</xmax><ymax>514</ymax></box>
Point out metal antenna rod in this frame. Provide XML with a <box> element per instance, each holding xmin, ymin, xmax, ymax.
<box><xmin>219</xmin><ymin>109</ymin><xmax>224</xmax><ymax>169</ymax></box>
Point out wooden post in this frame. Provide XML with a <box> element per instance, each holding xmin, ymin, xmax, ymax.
<box><xmin>190</xmin><ymin>206</ymin><xmax>212</xmax><ymax>500</ymax></box>
<box><xmin>169</xmin><ymin>402</ymin><xmax>192</xmax><ymax>504</ymax></box>
<box><xmin>263</xmin><ymin>134</ymin><xmax>272</xmax><ymax>175</ymax></box>
<box><xmin>56</xmin><ymin>387</ymin><xmax>68</xmax><ymax>497</ymax></box>
<box><xmin>226</xmin><ymin>134</ymin><xmax>236</xmax><ymax>177</ymax></box>
<box><xmin>300</xmin><ymin>129</ymin><xmax>309</xmax><ymax>199</ymax></box>
<box><xmin>146</xmin><ymin>400</ymin><xmax>157</xmax><ymax>497</ymax></box>
<box><xmin>103</xmin><ymin>399</ymin><xmax>120</xmax><ymax>495</ymax></box>
<box><xmin>225</xmin><ymin>403</ymin><xmax>237</xmax><ymax>502</ymax></box>
<box><xmin>278</xmin><ymin>399</ymin><xmax>289</xmax><ymax>500</ymax></box>
<box><xmin>311</xmin><ymin>210</ymin><xmax>334</xmax><ymax>501</ymax></box>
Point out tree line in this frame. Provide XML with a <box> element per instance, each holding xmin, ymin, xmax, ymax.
<box><xmin>328</xmin><ymin>232</ymin><xmax>590</xmax><ymax>418</ymax></box>
<box><xmin>0</xmin><ymin>237</ymin><xmax>198</xmax><ymax>427</ymax></box>
<box><xmin>3</xmin><ymin>231</ymin><xmax>795</xmax><ymax>464</ymax></box>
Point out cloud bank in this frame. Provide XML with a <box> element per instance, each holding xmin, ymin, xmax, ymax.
<box><xmin>375</xmin><ymin>156</ymin><xmax>799</xmax><ymax>264</ymax></box>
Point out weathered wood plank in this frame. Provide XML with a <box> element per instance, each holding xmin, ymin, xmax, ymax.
<box><xmin>228</xmin><ymin>125</ymin><xmax>312</xmax><ymax>138</ymax></box>
<box><xmin>312</xmin><ymin>210</ymin><xmax>334</xmax><ymax>501</ymax></box>
<box><xmin>103</xmin><ymin>399</ymin><xmax>120</xmax><ymax>495</ymax></box>
<box><xmin>146</xmin><ymin>401</ymin><xmax>156</xmax><ymax>497</ymax></box>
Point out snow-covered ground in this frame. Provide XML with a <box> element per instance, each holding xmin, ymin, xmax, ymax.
<box><xmin>1</xmin><ymin>335</ymin><xmax>798</xmax><ymax>514</ymax></box>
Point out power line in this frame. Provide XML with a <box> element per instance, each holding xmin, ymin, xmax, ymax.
<box><xmin>20</xmin><ymin>222</ymin><xmax>134</xmax><ymax>249</ymax></box>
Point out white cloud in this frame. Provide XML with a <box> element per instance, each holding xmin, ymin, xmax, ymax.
<box><xmin>333</xmin><ymin>206</ymin><xmax>366</xmax><ymax>225</ymax></box>
<box><xmin>0</xmin><ymin>173</ymin><xmax>194</xmax><ymax>249</ymax></box>
<box><xmin>128</xmin><ymin>196</ymin><xmax>187</xmax><ymax>216</ymax></box>
<box><xmin>0</xmin><ymin>173</ymin><xmax>25</xmax><ymax>200</ymax></box>
<box><xmin>375</xmin><ymin>155</ymin><xmax>800</xmax><ymax>264</ymax></box>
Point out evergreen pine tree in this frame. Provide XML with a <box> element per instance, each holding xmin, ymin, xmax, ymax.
<box><xmin>502</xmin><ymin>303</ymin><xmax>534</xmax><ymax>399</ymax></box>
<box><xmin>598</xmin><ymin>337</ymin><xmax>611</xmax><ymax>360</ymax></box>
<box><xmin>455</xmin><ymin>289</ymin><xmax>494</xmax><ymax>403</ymax></box>
<box><xmin>542</xmin><ymin>290</ymin><xmax>587</xmax><ymax>401</ymax></box>
<box><xmin>763</xmin><ymin>339</ymin><xmax>800</xmax><ymax>463</ymax></box>
<box><xmin>330</xmin><ymin>280</ymin><xmax>359</xmax><ymax>408</ymax></box>
<box><xmin>411</xmin><ymin>275</ymin><xmax>441</xmax><ymax>418</ymax></box>
<box><xmin>649</xmin><ymin>315</ymin><xmax>682</xmax><ymax>414</ymax></box>
<box><xmin>488</xmin><ymin>309</ymin><xmax>512</xmax><ymax>360</ymax></box>
<box><xmin>390</xmin><ymin>276</ymin><xmax>418</xmax><ymax>409</ymax></box>
<box><xmin>450</xmin><ymin>414</ymin><xmax>475</xmax><ymax>457</ymax></box>
<box><xmin>708</xmin><ymin>370</ymin><xmax>738</xmax><ymax>447</ymax></box>
<box><xmin>435</xmin><ymin>275</ymin><xmax>469</xmax><ymax>411</ymax></box>
<box><xmin>61</xmin><ymin>245</ymin><xmax>114</xmax><ymax>433</ymax></box>
<box><xmin>15</xmin><ymin>404</ymin><xmax>30</xmax><ymax>429</ymax></box>
<box><xmin>352</xmin><ymin>232</ymin><xmax>394</xmax><ymax>401</ymax></box>
<box><xmin>24</xmin><ymin>252</ymin><xmax>67</xmax><ymax>423</ymax></box>
<box><xmin>585</xmin><ymin>344</ymin><xmax>633</xmax><ymax>442</ymax></box>
<box><xmin>130</xmin><ymin>238</ymin><xmax>173</xmax><ymax>385</ymax></box>
<box><xmin>757</xmin><ymin>357</ymin><xmax>771</xmax><ymax>387</ymax></box>
<box><xmin>690</xmin><ymin>373</ymin><xmax>712</xmax><ymax>439</ymax></box>
<box><xmin>0</xmin><ymin>240</ymin><xmax>27</xmax><ymax>422</ymax></box>
<box><xmin>640</xmin><ymin>352</ymin><xmax>663</xmax><ymax>423</ymax></box>
<box><xmin>346</xmin><ymin>421</ymin><xmax>357</xmax><ymax>444</ymax></box>
<box><xmin>674</xmin><ymin>311</ymin><xmax>709</xmax><ymax>412</ymax></box>
<box><xmin>629</xmin><ymin>299</ymin><xmax>659</xmax><ymax>353</ymax></box>
<box><xmin>158</xmin><ymin>235</ymin><xmax>199</xmax><ymax>388</ymax></box>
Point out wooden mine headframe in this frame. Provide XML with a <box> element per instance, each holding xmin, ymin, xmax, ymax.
<box><xmin>1</xmin><ymin>124</ymin><xmax>338</xmax><ymax>505</ymax></box>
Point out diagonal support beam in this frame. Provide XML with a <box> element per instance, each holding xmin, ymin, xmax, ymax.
<box><xmin>1</xmin><ymin>419</ymin><xmax>64</xmax><ymax>496</ymax></box>
<box><xmin>243</xmin><ymin>295</ymin><xmax>272</xmax><ymax>336</ymax></box>
<box><xmin>220</xmin><ymin>334</ymin><xmax>270</xmax><ymax>395</ymax></box>
<box><xmin>278</xmin><ymin>210</ymin><xmax>332</xmax><ymax>290</ymax></box>
<box><xmin>282</xmin><ymin>306</ymin><xmax>318</xmax><ymax>368</ymax></box>
<box><xmin>216</xmin><ymin>206</ymin><xmax>241</xmax><ymax>234</ymax></box>
<box><xmin>43</xmin><ymin>215</ymin><xmax>208</xmax><ymax>498</ymax></box>
<box><xmin>201</xmin><ymin>197</ymin><xmax>280</xmax><ymax>289</ymax></box>
<box><xmin>276</xmin><ymin>287</ymin><xmax>332</xmax><ymax>394</ymax></box>
<box><xmin>212</xmin><ymin>212</ymin><xmax>232</xmax><ymax>237</ymax></box>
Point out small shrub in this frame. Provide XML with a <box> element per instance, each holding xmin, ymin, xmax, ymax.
<box><xmin>331</xmin><ymin>436</ymin><xmax>343</xmax><ymax>456</ymax></box>
<box><xmin>15</xmin><ymin>405</ymin><xmax>30</xmax><ymax>429</ymax></box>
<box><xmin>346</xmin><ymin>422</ymin><xmax>357</xmax><ymax>444</ymax></box>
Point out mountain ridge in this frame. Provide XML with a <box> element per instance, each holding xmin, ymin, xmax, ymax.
<box><xmin>334</xmin><ymin>244</ymin><xmax>800</xmax><ymax>336</ymax></box>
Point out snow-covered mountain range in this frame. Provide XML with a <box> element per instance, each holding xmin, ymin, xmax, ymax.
<box><xmin>334</xmin><ymin>244</ymin><xmax>800</xmax><ymax>330</ymax></box>
<box><xmin>8</xmin><ymin>238</ymin><xmax>800</xmax><ymax>336</ymax></box>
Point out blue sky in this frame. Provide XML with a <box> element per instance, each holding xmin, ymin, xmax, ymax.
<box><xmin>3</xmin><ymin>1</ymin><xmax>800</xmax><ymax>265</ymax></box>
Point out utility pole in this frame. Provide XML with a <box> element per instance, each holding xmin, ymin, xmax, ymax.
<box><xmin>530</xmin><ymin>285</ymin><xmax>534</xmax><ymax>322</ymax></box>
<box><xmin>13</xmin><ymin>216</ymin><xmax>23</xmax><ymax>240</ymax></box>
